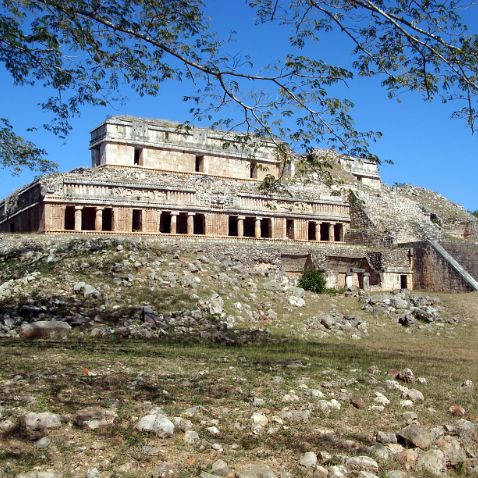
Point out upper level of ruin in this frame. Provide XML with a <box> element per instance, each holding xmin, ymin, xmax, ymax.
<box><xmin>89</xmin><ymin>115</ymin><xmax>382</xmax><ymax>188</ymax></box>
<box><xmin>89</xmin><ymin>115</ymin><xmax>281</xmax><ymax>181</ymax></box>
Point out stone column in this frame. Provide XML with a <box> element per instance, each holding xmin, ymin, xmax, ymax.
<box><xmin>363</xmin><ymin>272</ymin><xmax>370</xmax><ymax>291</ymax></box>
<box><xmin>255</xmin><ymin>218</ymin><xmax>261</xmax><ymax>238</ymax></box>
<box><xmin>315</xmin><ymin>222</ymin><xmax>321</xmax><ymax>241</ymax></box>
<box><xmin>237</xmin><ymin>216</ymin><xmax>245</xmax><ymax>237</ymax></box>
<box><xmin>187</xmin><ymin>212</ymin><xmax>195</xmax><ymax>235</ymax></box>
<box><xmin>343</xmin><ymin>223</ymin><xmax>350</xmax><ymax>242</ymax></box>
<box><xmin>170</xmin><ymin>212</ymin><xmax>178</xmax><ymax>234</ymax></box>
<box><xmin>345</xmin><ymin>272</ymin><xmax>354</xmax><ymax>289</ymax></box>
<box><xmin>111</xmin><ymin>208</ymin><xmax>116</xmax><ymax>232</ymax></box>
<box><xmin>74</xmin><ymin>206</ymin><xmax>83</xmax><ymax>232</ymax></box>
<box><xmin>328</xmin><ymin>222</ymin><xmax>335</xmax><ymax>242</ymax></box>
<box><xmin>95</xmin><ymin>207</ymin><xmax>104</xmax><ymax>232</ymax></box>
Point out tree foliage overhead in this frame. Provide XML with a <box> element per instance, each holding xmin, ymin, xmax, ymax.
<box><xmin>0</xmin><ymin>118</ymin><xmax>56</xmax><ymax>174</ymax></box>
<box><xmin>1</xmin><ymin>0</ymin><xmax>477</xmax><ymax>174</ymax></box>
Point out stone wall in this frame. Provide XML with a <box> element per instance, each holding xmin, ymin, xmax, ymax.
<box><xmin>440</xmin><ymin>238</ymin><xmax>478</xmax><ymax>282</ymax></box>
<box><xmin>0</xmin><ymin>203</ymin><xmax>44</xmax><ymax>233</ymax></box>
<box><xmin>401</xmin><ymin>241</ymin><xmax>474</xmax><ymax>292</ymax></box>
<box><xmin>91</xmin><ymin>116</ymin><xmax>280</xmax><ymax>180</ymax></box>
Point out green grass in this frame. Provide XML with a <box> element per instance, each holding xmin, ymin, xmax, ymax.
<box><xmin>1</xmin><ymin>236</ymin><xmax>477</xmax><ymax>476</ymax></box>
<box><xmin>1</xmin><ymin>304</ymin><xmax>477</xmax><ymax>476</ymax></box>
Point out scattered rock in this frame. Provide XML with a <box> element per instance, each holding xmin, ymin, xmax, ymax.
<box><xmin>236</xmin><ymin>463</ymin><xmax>277</xmax><ymax>478</ymax></box>
<box><xmin>135</xmin><ymin>409</ymin><xmax>174</xmax><ymax>437</ymax></box>
<box><xmin>152</xmin><ymin>462</ymin><xmax>179</xmax><ymax>478</ymax></box>
<box><xmin>397</xmin><ymin>424</ymin><xmax>433</xmax><ymax>449</ymax></box>
<box><xmin>299</xmin><ymin>451</ymin><xmax>317</xmax><ymax>469</ymax></box>
<box><xmin>345</xmin><ymin>456</ymin><xmax>378</xmax><ymax>473</ymax></box>
<box><xmin>74</xmin><ymin>407</ymin><xmax>116</xmax><ymax>430</ymax></box>
<box><xmin>20</xmin><ymin>321</ymin><xmax>71</xmax><ymax>340</ymax></box>
<box><xmin>211</xmin><ymin>459</ymin><xmax>228</xmax><ymax>476</ymax></box>
<box><xmin>23</xmin><ymin>412</ymin><xmax>62</xmax><ymax>433</ymax></box>
<box><xmin>184</xmin><ymin>430</ymin><xmax>200</xmax><ymax>444</ymax></box>
<box><xmin>250</xmin><ymin>412</ymin><xmax>268</xmax><ymax>434</ymax></box>
<box><xmin>402</xmin><ymin>388</ymin><xmax>424</xmax><ymax>402</ymax></box>
<box><xmin>376</xmin><ymin>431</ymin><xmax>397</xmax><ymax>444</ymax></box>
<box><xmin>416</xmin><ymin>448</ymin><xmax>446</xmax><ymax>476</ymax></box>
<box><xmin>448</xmin><ymin>404</ymin><xmax>466</xmax><ymax>417</ymax></box>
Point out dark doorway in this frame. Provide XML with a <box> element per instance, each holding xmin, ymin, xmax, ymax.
<box><xmin>286</xmin><ymin>219</ymin><xmax>294</xmax><ymax>239</ymax></box>
<box><xmin>9</xmin><ymin>222</ymin><xmax>15</xmax><ymax>233</ymax></box>
<box><xmin>177</xmin><ymin>213</ymin><xmax>188</xmax><ymax>234</ymax></box>
<box><xmin>194</xmin><ymin>214</ymin><xmax>205</xmax><ymax>235</ymax></box>
<box><xmin>357</xmin><ymin>272</ymin><xmax>364</xmax><ymax>289</ymax></box>
<box><xmin>308</xmin><ymin>221</ymin><xmax>316</xmax><ymax>240</ymax></box>
<box><xmin>102</xmin><ymin>208</ymin><xmax>113</xmax><ymax>231</ymax></box>
<box><xmin>228</xmin><ymin>216</ymin><xmax>238</xmax><ymax>236</ymax></box>
<box><xmin>82</xmin><ymin>207</ymin><xmax>96</xmax><ymax>231</ymax></box>
<box><xmin>261</xmin><ymin>218</ymin><xmax>272</xmax><ymax>238</ymax></box>
<box><xmin>250</xmin><ymin>161</ymin><xmax>258</xmax><ymax>179</ymax></box>
<box><xmin>160</xmin><ymin>212</ymin><xmax>171</xmax><ymax>233</ymax></box>
<box><xmin>134</xmin><ymin>148</ymin><xmax>143</xmax><ymax>166</ymax></box>
<box><xmin>320</xmin><ymin>222</ymin><xmax>330</xmax><ymax>241</ymax></box>
<box><xmin>132</xmin><ymin>209</ymin><xmax>143</xmax><ymax>232</ymax></box>
<box><xmin>244</xmin><ymin>217</ymin><xmax>255</xmax><ymax>237</ymax></box>
<box><xmin>334</xmin><ymin>223</ymin><xmax>343</xmax><ymax>241</ymax></box>
<box><xmin>64</xmin><ymin>206</ymin><xmax>75</xmax><ymax>230</ymax></box>
<box><xmin>400</xmin><ymin>274</ymin><xmax>408</xmax><ymax>289</ymax></box>
<box><xmin>195</xmin><ymin>155</ymin><xmax>204</xmax><ymax>172</ymax></box>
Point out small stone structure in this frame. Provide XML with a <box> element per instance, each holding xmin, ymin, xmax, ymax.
<box><xmin>1</xmin><ymin>115</ymin><xmax>477</xmax><ymax>292</ymax></box>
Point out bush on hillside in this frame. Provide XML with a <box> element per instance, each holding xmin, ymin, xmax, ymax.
<box><xmin>298</xmin><ymin>270</ymin><xmax>327</xmax><ymax>294</ymax></box>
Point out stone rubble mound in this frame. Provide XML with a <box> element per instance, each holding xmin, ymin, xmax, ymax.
<box><xmin>360</xmin><ymin>290</ymin><xmax>457</xmax><ymax>328</ymax></box>
<box><xmin>302</xmin><ymin>309</ymin><xmax>368</xmax><ymax>339</ymax></box>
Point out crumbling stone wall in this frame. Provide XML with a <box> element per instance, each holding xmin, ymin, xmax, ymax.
<box><xmin>395</xmin><ymin>184</ymin><xmax>478</xmax><ymax>239</ymax></box>
<box><xmin>347</xmin><ymin>192</ymin><xmax>393</xmax><ymax>246</ymax></box>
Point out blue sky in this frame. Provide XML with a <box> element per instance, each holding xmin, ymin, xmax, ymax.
<box><xmin>1</xmin><ymin>1</ymin><xmax>477</xmax><ymax>210</ymax></box>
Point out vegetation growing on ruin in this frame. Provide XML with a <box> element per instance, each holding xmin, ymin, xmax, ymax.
<box><xmin>298</xmin><ymin>270</ymin><xmax>327</xmax><ymax>294</ymax></box>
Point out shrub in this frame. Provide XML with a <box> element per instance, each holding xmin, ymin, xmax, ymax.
<box><xmin>298</xmin><ymin>270</ymin><xmax>327</xmax><ymax>294</ymax></box>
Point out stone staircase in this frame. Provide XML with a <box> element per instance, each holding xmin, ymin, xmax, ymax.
<box><xmin>439</xmin><ymin>237</ymin><xmax>478</xmax><ymax>283</ymax></box>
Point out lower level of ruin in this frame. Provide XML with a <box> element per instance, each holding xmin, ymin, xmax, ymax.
<box><xmin>6</xmin><ymin>201</ymin><xmax>348</xmax><ymax>243</ymax></box>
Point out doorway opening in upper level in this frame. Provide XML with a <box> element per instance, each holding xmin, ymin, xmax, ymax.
<box><xmin>134</xmin><ymin>148</ymin><xmax>143</xmax><ymax>166</ymax></box>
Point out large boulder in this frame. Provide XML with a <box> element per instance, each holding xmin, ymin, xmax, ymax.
<box><xmin>23</xmin><ymin>412</ymin><xmax>62</xmax><ymax>432</ymax></box>
<box><xmin>20</xmin><ymin>321</ymin><xmax>71</xmax><ymax>340</ymax></box>
<box><xmin>397</xmin><ymin>424</ymin><xmax>434</xmax><ymax>449</ymax></box>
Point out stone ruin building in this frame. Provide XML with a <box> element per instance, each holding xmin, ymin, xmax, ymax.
<box><xmin>1</xmin><ymin>115</ymin><xmax>477</xmax><ymax>293</ymax></box>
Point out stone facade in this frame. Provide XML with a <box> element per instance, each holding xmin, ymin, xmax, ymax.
<box><xmin>1</xmin><ymin>115</ymin><xmax>477</xmax><ymax>292</ymax></box>
<box><xmin>0</xmin><ymin>116</ymin><xmax>350</xmax><ymax>244</ymax></box>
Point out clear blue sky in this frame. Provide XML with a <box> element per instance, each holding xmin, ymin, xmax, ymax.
<box><xmin>1</xmin><ymin>1</ymin><xmax>477</xmax><ymax>211</ymax></box>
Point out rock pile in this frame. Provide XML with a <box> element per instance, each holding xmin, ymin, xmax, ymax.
<box><xmin>302</xmin><ymin>310</ymin><xmax>368</xmax><ymax>339</ymax></box>
<box><xmin>360</xmin><ymin>290</ymin><xmax>457</xmax><ymax>327</ymax></box>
